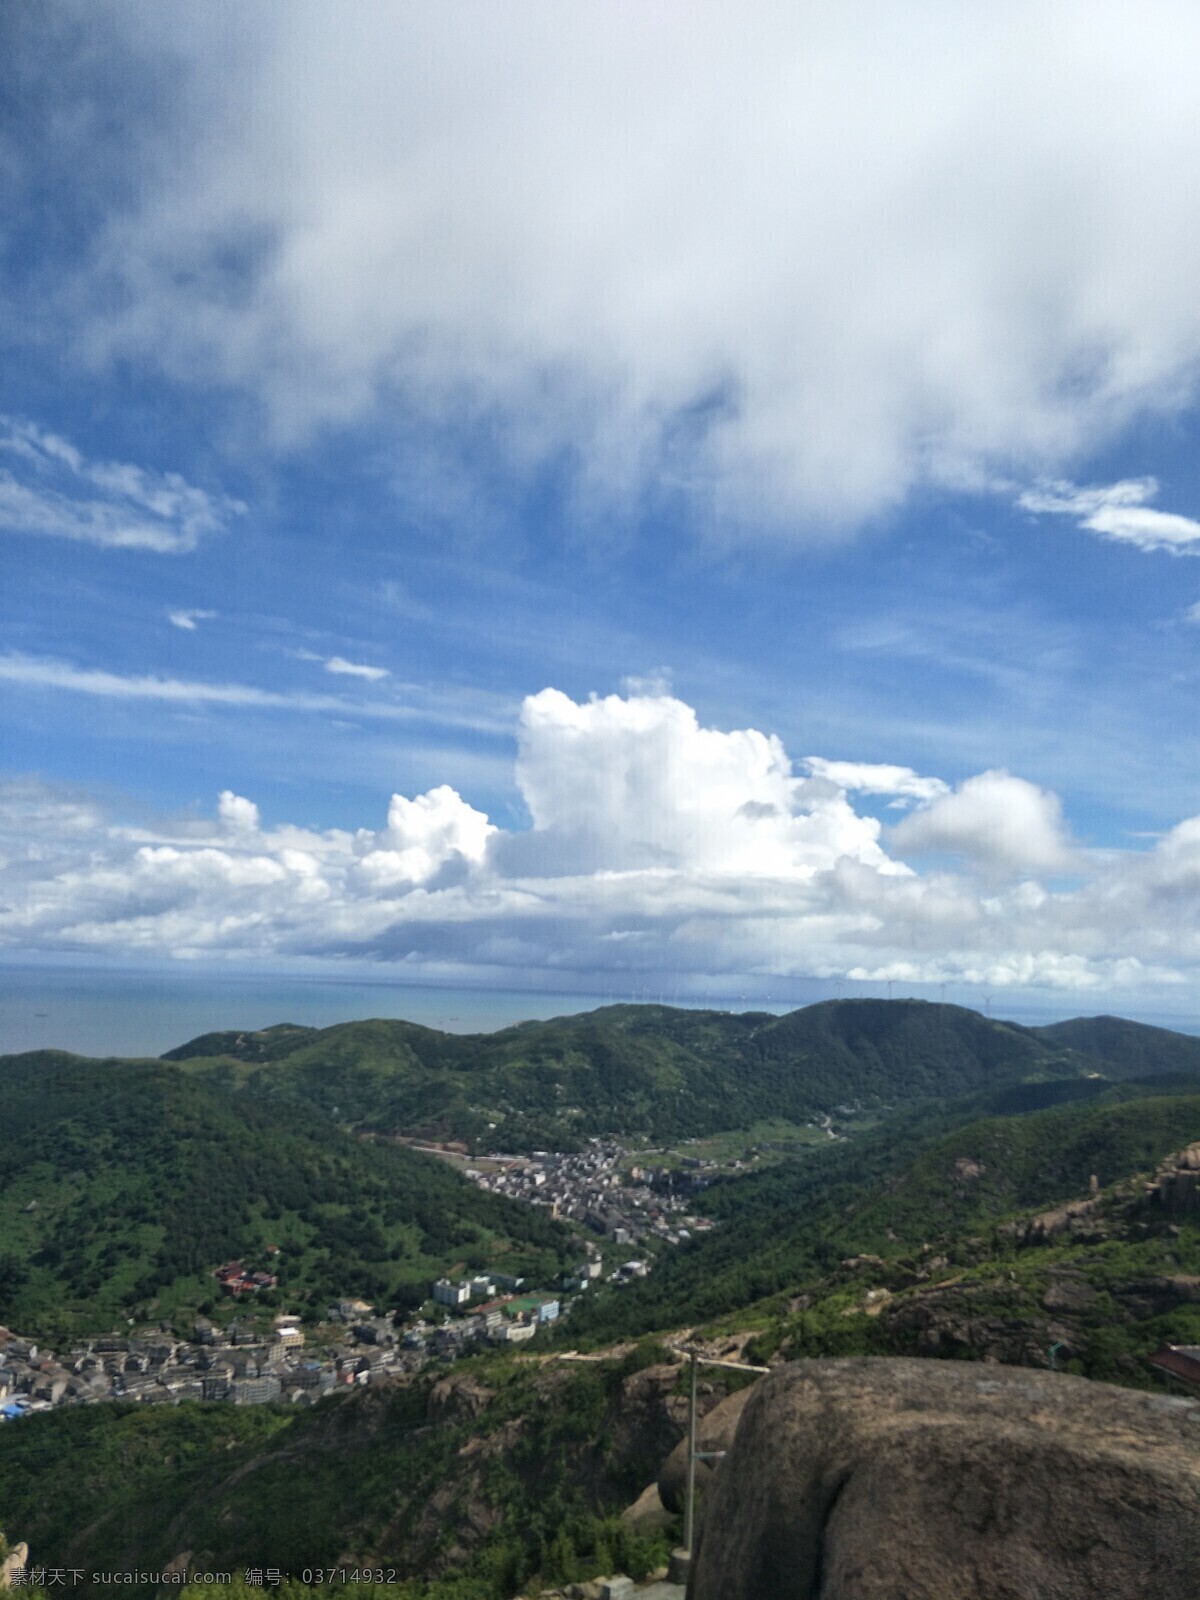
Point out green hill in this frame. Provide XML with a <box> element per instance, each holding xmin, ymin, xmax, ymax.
<box><xmin>1031</xmin><ymin>1013</ymin><xmax>1200</xmax><ymax>1077</ymax></box>
<box><xmin>6</xmin><ymin>998</ymin><xmax>1200</xmax><ymax>1340</ymax></box>
<box><xmin>0</xmin><ymin>1052</ymin><xmax>571</xmax><ymax>1341</ymax></box>
<box><xmin>156</xmin><ymin>999</ymin><xmax>1183</xmax><ymax>1150</ymax></box>
<box><xmin>564</xmin><ymin>1081</ymin><xmax>1200</xmax><ymax>1340</ymax></box>
<box><xmin>0</xmin><ymin>1352</ymin><xmax>682</xmax><ymax>1597</ymax></box>
<box><xmin>3</xmin><ymin>1001</ymin><xmax>1200</xmax><ymax>1597</ymax></box>
<box><xmin>2</xmin><ymin>1079</ymin><xmax>1199</xmax><ymax>1598</ymax></box>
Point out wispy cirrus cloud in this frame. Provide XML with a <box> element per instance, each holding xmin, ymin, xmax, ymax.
<box><xmin>1018</xmin><ymin>478</ymin><xmax>1200</xmax><ymax>554</ymax></box>
<box><xmin>0</xmin><ymin>652</ymin><xmax>504</xmax><ymax>734</ymax></box>
<box><xmin>292</xmin><ymin>648</ymin><xmax>390</xmax><ymax>681</ymax></box>
<box><xmin>0</xmin><ymin>418</ymin><xmax>243</xmax><ymax>554</ymax></box>
<box><xmin>324</xmin><ymin>655</ymin><xmax>389</xmax><ymax>681</ymax></box>
<box><xmin>167</xmin><ymin>608</ymin><xmax>217</xmax><ymax>631</ymax></box>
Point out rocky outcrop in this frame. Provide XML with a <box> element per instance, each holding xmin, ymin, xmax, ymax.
<box><xmin>0</xmin><ymin>1544</ymin><xmax>27</xmax><ymax>1591</ymax></box>
<box><xmin>690</xmin><ymin>1357</ymin><xmax>1200</xmax><ymax>1600</ymax></box>
<box><xmin>1147</xmin><ymin>1142</ymin><xmax>1200</xmax><ymax>1213</ymax></box>
<box><xmin>426</xmin><ymin>1372</ymin><xmax>495</xmax><ymax>1424</ymax></box>
<box><xmin>605</xmin><ymin>1363</ymin><xmax>689</xmax><ymax>1491</ymax></box>
<box><xmin>875</xmin><ymin>1279</ymin><xmax>1066</xmax><ymax>1366</ymax></box>
<box><xmin>619</xmin><ymin>1481</ymin><xmax>674</xmax><ymax>1535</ymax></box>
<box><xmin>1017</xmin><ymin>1194</ymin><xmax>1106</xmax><ymax>1244</ymax></box>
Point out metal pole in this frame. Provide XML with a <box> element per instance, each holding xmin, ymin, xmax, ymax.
<box><xmin>684</xmin><ymin>1349</ymin><xmax>698</xmax><ymax>1554</ymax></box>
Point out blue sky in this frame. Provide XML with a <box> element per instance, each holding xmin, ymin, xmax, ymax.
<box><xmin>6</xmin><ymin>1</ymin><xmax>1200</xmax><ymax>1024</ymax></box>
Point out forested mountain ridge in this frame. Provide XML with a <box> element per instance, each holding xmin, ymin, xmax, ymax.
<box><xmin>154</xmin><ymin>1000</ymin><xmax>1200</xmax><ymax>1149</ymax></box>
<box><xmin>4</xmin><ymin>999</ymin><xmax>1200</xmax><ymax>1342</ymax></box>
<box><xmin>1030</xmin><ymin>1013</ymin><xmax>1200</xmax><ymax>1077</ymax></box>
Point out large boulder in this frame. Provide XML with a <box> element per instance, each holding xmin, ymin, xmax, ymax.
<box><xmin>689</xmin><ymin>1357</ymin><xmax>1200</xmax><ymax>1600</ymax></box>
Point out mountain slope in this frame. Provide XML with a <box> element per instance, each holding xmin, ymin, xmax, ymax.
<box><xmin>0</xmin><ymin>1353</ymin><xmax>682</xmax><ymax>1594</ymax></box>
<box><xmin>564</xmin><ymin>1084</ymin><xmax>1200</xmax><ymax>1340</ymax></box>
<box><xmin>0</xmin><ymin>1052</ymin><xmax>571</xmax><ymax>1340</ymax></box>
<box><xmin>1032</xmin><ymin>1013</ymin><xmax>1200</xmax><ymax>1077</ymax></box>
<box><xmin>156</xmin><ymin>1000</ymin><xmax>1185</xmax><ymax>1149</ymax></box>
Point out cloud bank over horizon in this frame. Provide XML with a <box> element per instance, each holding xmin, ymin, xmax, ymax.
<box><xmin>2</xmin><ymin>686</ymin><xmax>1197</xmax><ymax>1003</ymax></box>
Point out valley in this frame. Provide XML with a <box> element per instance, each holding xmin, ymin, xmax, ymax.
<box><xmin>1</xmin><ymin>998</ymin><xmax>1199</xmax><ymax>1595</ymax></box>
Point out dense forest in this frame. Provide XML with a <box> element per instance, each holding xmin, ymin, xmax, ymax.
<box><xmin>4</xmin><ymin>1000</ymin><xmax>1200</xmax><ymax>1338</ymax></box>
<box><xmin>0</xmin><ymin>1345</ymin><xmax>681</xmax><ymax>1598</ymax></box>
<box><xmin>563</xmin><ymin>1079</ymin><xmax>1200</xmax><ymax>1372</ymax></box>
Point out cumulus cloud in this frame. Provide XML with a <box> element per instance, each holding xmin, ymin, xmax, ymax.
<box><xmin>217</xmin><ymin>790</ymin><xmax>260</xmax><ymax>833</ymax></box>
<box><xmin>890</xmin><ymin>771</ymin><xmax>1075</xmax><ymax>874</ymax></box>
<box><xmin>0</xmin><ymin>419</ymin><xmax>243</xmax><ymax>553</ymax></box>
<box><xmin>24</xmin><ymin>3</ymin><xmax>1200</xmax><ymax>531</ymax></box>
<box><xmin>355</xmin><ymin>786</ymin><xmax>495</xmax><ymax>892</ymax></box>
<box><xmin>505</xmin><ymin>687</ymin><xmax>902</xmax><ymax>879</ymax></box>
<box><xmin>1019</xmin><ymin>478</ymin><xmax>1200</xmax><ymax>554</ymax></box>
<box><xmin>4</xmin><ymin>686</ymin><xmax>1200</xmax><ymax>1000</ymax></box>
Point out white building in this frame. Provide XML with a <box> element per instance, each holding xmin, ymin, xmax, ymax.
<box><xmin>433</xmin><ymin>1278</ymin><xmax>471</xmax><ymax>1308</ymax></box>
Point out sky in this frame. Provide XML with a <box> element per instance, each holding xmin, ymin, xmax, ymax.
<box><xmin>6</xmin><ymin>1</ymin><xmax>1200</xmax><ymax>1035</ymax></box>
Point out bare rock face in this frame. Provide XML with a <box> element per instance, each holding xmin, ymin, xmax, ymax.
<box><xmin>426</xmin><ymin>1372</ymin><xmax>495</xmax><ymax>1424</ymax></box>
<box><xmin>605</xmin><ymin>1363</ymin><xmax>688</xmax><ymax>1490</ymax></box>
<box><xmin>620</xmin><ymin>1480</ymin><xmax>674</xmax><ymax>1535</ymax></box>
<box><xmin>689</xmin><ymin>1358</ymin><xmax>1200</xmax><ymax>1600</ymax></box>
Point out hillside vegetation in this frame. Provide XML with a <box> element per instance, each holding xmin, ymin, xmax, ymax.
<box><xmin>0</xmin><ymin>1350</ymin><xmax>683</xmax><ymax>1598</ymax></box>
<box><xmin>5</xmin><ymin>1000</ymin><xmax>1200</xmax><ymax>1339</ymax></box>
<box><xmin>0</xmin><ymin>1053</ymin><xmax>570</xmax><ymax>1342</ymax></box>
<box><xmin>3</xmin><ymin>1001</ymin><xmax>1200</xmax><ymax>1596</ymax></box>
<box><xmin>564</xmin><ymin>1085</ymin><xmax>1200</xmax><ymax>1369</ymax></box>
<box><xmin>159</xmin><ymin>1000</ymin><xmax>1176</xmax><ymax>1150</ymax></box>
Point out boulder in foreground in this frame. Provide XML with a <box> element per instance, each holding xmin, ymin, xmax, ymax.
<box><xmin>690</xmin><ymin>1356</ymin><xmax>1200</xmax><ymax>1600</ymax></box>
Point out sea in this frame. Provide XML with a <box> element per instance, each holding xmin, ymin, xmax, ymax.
<box><xmin>1</xmin><ymin>960</ymin><xmax>1198</xmax><ymax>1060</ymax></box>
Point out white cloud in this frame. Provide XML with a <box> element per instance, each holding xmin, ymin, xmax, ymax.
<box><xmin>804</xmin><ymin>758</ymin><xmax>949</xmax><ymax>803</ymax></box>
<box><xmin>890</xmin><ymin>770</ymin><xmax>1075</xmax><ymax>874</ymax></box>
<box><xmin>217</xmin><ymin>790</ymin><xmax>260</xmax><ymax>833</ymax></box>
<box><xmin>355</xmin><ymin>785</ymin><xmax>495</xmax><ymax>891</ymax></box>
<box><xmin>23</xmin><ymin>3</ymin><xmax>1200</xmax><ymax>532</ymax></box>
<box><xmin>168</xmin><ymin>608</ymin><xmax>216</xmax><ymax>631</ymax></box>
<box><xmin>7</xmin><ymin>685</ymin><xmax>1200</xmax><ymax>1001</ymax></box>
<box><xmin>505</xmin><ymin>687</ymin><xmax>902</xmax><ymax>879</ymax></box>
<box><xmin>0</xmin><ymin>651</ymin><xmax>507</xmax><ymax>733</ymax></box>
<box><xmin>325</xmin><ymin>656</ymin><xmax>389</xmax><ymax>681</ymax></box>
<box><xmin>0</xmin><ymin>418</ymin><xmax>243</xmax><ymax>553</ymax></box>
<box><xmin>1019</xmin><ymin>478</ymin><xmax>1200</xmax><ymax>554</ymax></box>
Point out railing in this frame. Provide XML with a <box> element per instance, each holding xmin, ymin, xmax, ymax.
<box><xmin>554</xmin><ymin>1342</ymin><xmax>771</xmax><ymax>1574</ymax></box>
<box><xmin>671</xmin><ymin>1345</ymin><xmax>770</xmax><ymax>1561</ymax></box>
